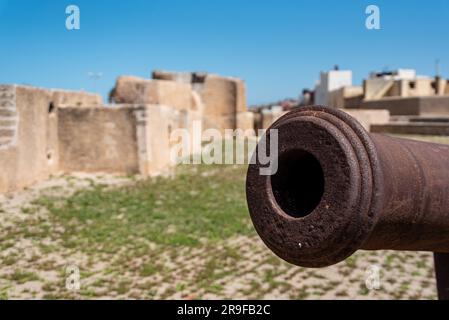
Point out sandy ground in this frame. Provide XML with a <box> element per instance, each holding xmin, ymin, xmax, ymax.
<box><xmin>0</xmin><ymin>173</ymin><xmax>438</xmax><ymax>300</ymax></box>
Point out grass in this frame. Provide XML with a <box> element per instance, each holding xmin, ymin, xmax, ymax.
<box><xmin>9</xmin><ymin>270</ymin><xmax>40</xmax><ymax>284</ymax></box>
<box><xmin>36</xmin><ymin>164</ymin><xmax>252</xmax><ymax>252</ymax></box>
<box><xmin>140</xmin><ymin>263</ymin><xmax>158</xmax><ymax>277</ymax></box>
<box><xmin>0</xmin><ymin>286</ymin><xmax>10</xmax><ymax>300</ymax></box>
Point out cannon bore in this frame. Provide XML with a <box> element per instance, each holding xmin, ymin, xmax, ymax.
<box><xmin>246</xmin><ymin>106</ymin><xmax>449</xmax><ymax>269</ymax></box>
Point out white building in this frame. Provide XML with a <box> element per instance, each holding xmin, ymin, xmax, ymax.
<box><xmin>369</xmin><ymin>69</ymin><xmax>417</xmax><ymax>80</ymax></box>
<box><xmin>315</xmin><ymin>70</ymin><xmax>352</xmax><ymax>106</ymax></box>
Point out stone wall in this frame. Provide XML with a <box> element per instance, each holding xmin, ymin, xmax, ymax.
<box><xmin>52</xmin><ymin>90</ymin><xmax>102</xmax><ymax>107</ymax></box>
<box><xmin>328</xmin><ymin>86</ymin><xmax>363</xmax><ymax>108</ymax></box>
<box><xmin>0</xmin><ymin>85</ymin><xmax>19</xmax><ymax>150</ymax></box>
<box><xmin>196</xmin><ymin>75</ymin><xmax>247</xmax><ymax>130</ymax></box>
<box><xmin>361</xmin><ymin>96</ymin><xmax>449</xmax><ymax>116</ymax></box>
<box><xmin>0</xmin><ymin>85</ymin><xmax>109</xmax><ymax>193</ymax></box>
<box><xmin>0</xmin><ymin>70</ymin><xmax>252</xmax><ymax>193</ymax></box>
<box><xmin>110</xmin><ymin>76</ymin><xmax>194</xmax><ymax>112</ymax></box>
<box><xmin>58</xmin><ymin>106</ymin><xmax>140</xmax><ymax>175</ymax></box>
<box><xmin>0</xmin><ymin>85</ymin><xmax>58</xmax><ymax>193</ymax></box>
<box><xmin>261</xmin><ymin>108</ymin><xmax>287</xmax><ymax>129</ymax></box>
<box><xmin>151</xmin><ymin>70</ymin><xmax>248</xmax><ymax>132</ymax></box>
<box><xmin>253</xmin><ymin>107</ymin><xmax>389</xmax><ymax>133</ymax></box>
<box><xmin>58</xmin><ymin>103</ymin><xmax>199</xmax><ymax>177</ymax></box>
<box><xmin>343</xmin><ymin>109</ymin><xmax>390</xmax><ymax>131</ymax></box>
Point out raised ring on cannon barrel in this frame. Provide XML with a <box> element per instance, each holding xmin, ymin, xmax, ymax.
<box><xmin>246</xmin><ymin>106</ymin><xmax>449</xmax><ymax>270</ymax></box>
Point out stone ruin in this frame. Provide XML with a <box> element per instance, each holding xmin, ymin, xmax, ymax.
<box><xmin>0</xmin><ymin>71</ymin><xmax>255</xmax><ymax>193</ymax></box>
<box><xmin>110</xmin><ymin>70</ymin><xmax>254</xmax><ymax>132</ymax></box>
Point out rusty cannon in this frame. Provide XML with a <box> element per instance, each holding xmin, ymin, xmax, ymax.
<box><xmin>246</xmin><ymin>106</ymin><xmax>449</xmax><ymax>299</ymax></box>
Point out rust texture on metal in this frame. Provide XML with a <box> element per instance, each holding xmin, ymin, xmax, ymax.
<box><xmin>246</xmin><ymin>106</ymin><xmax>449</xmax><ymax>268</ymax></box>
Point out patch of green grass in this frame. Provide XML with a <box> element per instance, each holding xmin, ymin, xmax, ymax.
<box><xmin>140</xmin><ymin>263</ymin><xmax>158</xmax><ymax>277</ymax></box>
<box><xmin>3</xmin><ymin>255</ymin><xmax>18</xmax><ymax>266</ymax></box>
<box><xmin>294</xmin><ymin>287</ymin><xmax>310</xmax><ymax>300</ymax></box>
<box><xmin>358</xmin><ymin>283</ymin><xmax>370</xmax><ymax>296</ymax></box>
<box><xmin>0</xmin><ymin>286</ymin><xmax>10</xmax><ymax>300</ymax></box>
<box><xmin>21</xmin><ymin>206</ymin><xmax>39</xmax><ymax>215</ymax></box>
<box><xmin>208</xmin><ymin>283</ymin><xmax>224</xmax><ymax>294</ymax></box>
<box><xmin>345</xmin><ymin>256</ymin><xmax>357</xmax><ymax>268</ymax></box>
<box><xmin>416</xmin><ymin>260</ymin><xmax>427</xmax><ymax>269</ymax></box>
<box><xmin>115</xmin><ymin>280</ymin><xmax>132</xmax><ymax>295</ymax></box>
<box><xmin>9</xmin><ymin>269</ymin><xmax>40</xmax><ymax>284</ymax></box>
<box><xmin>36</xmin><ymin>164</ymin><xmax>253</xmax><ymax>253</ymax></box>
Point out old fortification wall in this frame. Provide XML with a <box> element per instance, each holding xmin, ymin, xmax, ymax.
<box><xmin>361</xmin><ymin>96</ymin><xmax>449</xmax><ymax>116</ymax></box>
<box><xmin>151</xmin><ymin>70</ymin><xmax>251</xmax><ymax>132</ymax></box>
<box><xmin>0</xmin><ymin>70</ymin><xmax>251</xmax><ymax>193</ymax></box>
<box><xmin>58</xmin><ymin>106</ymin><xmax>140</xmax><ymax>175</ymax></box>
<box><xmin>0</xmin><ymin>85</ymin><xmax>103</xmax><ymax>193</ymax></box>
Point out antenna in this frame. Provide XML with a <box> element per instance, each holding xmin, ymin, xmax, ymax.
<box><xmin>87</xmin><ymin>72</ymin><xmax>103</xmax><ymax>93</ymax></box>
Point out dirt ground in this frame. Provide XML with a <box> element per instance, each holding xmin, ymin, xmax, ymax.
<box><xmin>0</xmin><ymin>172</ymin><xmax>438</xmax><ymax>300</ymax></box>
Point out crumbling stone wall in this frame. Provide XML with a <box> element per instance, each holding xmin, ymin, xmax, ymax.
<box><xmin>0</xmin><ymin>85</ymin><xmax>58</xmax><ymax>193</ymax></box>
<box><xmin>110</xmin><ymin>76</ymin><xmax>194</xmax><ymax>112</ymax></box>
<box><xmin>0</xmin><ymin>85</ymin><xmax>106</xmax><ymax>193</ymax></box>
<box><xmin>151</xmin><ymin>70</ymin><xmax>249</xmax><ymax>132</ymax></box>
<box><xmin>58</xmin><ymin>106</ymin><xmax>140</xmax><ymax>174</ymax></box>
<box><xmin>0</xmin><ymin>70</ymin><xmax>252</xmax><ymax>193</ymax></box>
<box><xmin>0</xmin><ymin>85</ymin><xmax>18</xmax><ymax>150</ymax></box>
<box><xmin>261</xmin><ymin>107</ymin><xmax>287</xmax><ymax>129</ymax></box>
<box><xmin>52</xmin><ymin>90</ymin><xmax>102</xmax><ymax>107</ymax></box>
<box><xmin>361</xmin><ymin>96</ymin><xmax>449</xmax><ymax>116</ymax></box>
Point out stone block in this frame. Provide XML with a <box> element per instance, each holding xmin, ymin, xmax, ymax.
<box><xmin>111</xmin><ymin>76</ymin><xmax>193</xmax><ymax>111</ymax></box>
<box><xmin>52</xmin><ymin>89</ymin><xmax>102</xmax><ymax>106</ymax></box>
<box><xmin>236</xmin><ymin>111</ymin><xmax>255</xmax><ymax>133</ymax></box>
<box><xmin>58</xmin><ymin>106</ymin><xmax>139</xmax><ymax>174</ymax></box>
<box><xmin>261</xmin><ymin>108</ymin><xmax>287</xmax><ymax>129</ymax></box>
<box><xmin>343</xmin><ymin>109</ymin><xmax>390</xmax><ymax>131</ymax></box>
<box><xmin>198</xmin><ymin>75</ymin><xmax>247</xmax><ymax>119</ymax></box>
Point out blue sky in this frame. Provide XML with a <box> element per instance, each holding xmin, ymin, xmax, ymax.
<box><xmin>0</xmin><ymin>0</ymin><xmax>448</xmax><ymax>104</ymax></box>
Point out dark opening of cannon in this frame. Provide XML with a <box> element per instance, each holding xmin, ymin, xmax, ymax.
<box><xmin>270</xmin><ymin>150</ymin><xmax>324</xmax><ymax>218</ymax></box>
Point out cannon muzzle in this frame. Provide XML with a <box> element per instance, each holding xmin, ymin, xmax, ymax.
<box><xmin>246</xmin><ymin>106</ymin><xmax>449</xmax><ymax>268</ymax></box>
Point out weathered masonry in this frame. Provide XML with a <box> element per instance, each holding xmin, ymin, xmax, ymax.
<box><xmin>0</xmin><ymin>71</ymin><xmax>253</xmax><ymax>193</ymax></box>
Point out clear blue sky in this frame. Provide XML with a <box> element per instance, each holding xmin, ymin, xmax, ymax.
<box><xmin>0</xmin><ymin>0</ymin><xmax>448</xmax><ymax>105</ymax></box>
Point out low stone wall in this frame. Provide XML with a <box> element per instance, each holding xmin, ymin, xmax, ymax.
<box><xmin>343</xmin><ymin>109</ymin><xmax>390</xmax><ymax>131</ymax></box>
<box><xmin>59</xmin><ymin>102</ymin><xmax>203</xmax><ymax>178</ymax></box>
<box><xmin>52</xmin><ymin>89</ymin><xmax>102</xmax><ymax>107</ymax></box>
<box><xmin>261</xmin><ymin>108</ymin><xmax>287</xmax><ymax>129</ymax></box>
<box><xmin>255</xmin><ymin>107</ymin><xmax>389</xmax><ymax>132</ymax></box>
<box><xmin>371</xmin><ymin>122</ymin><xmax>449</xmax><ymax>136</ymax></box>
<box><xmin>361</xmin><ymin>96</ymin><xmax>449</xmax><ymax>116</ymax></box>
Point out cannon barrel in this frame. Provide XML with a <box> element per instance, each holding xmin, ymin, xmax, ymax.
<box><xmin>246</xmin><ymin>106</ymin><xmax>449</xmax><ymax>269</ymax></box>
